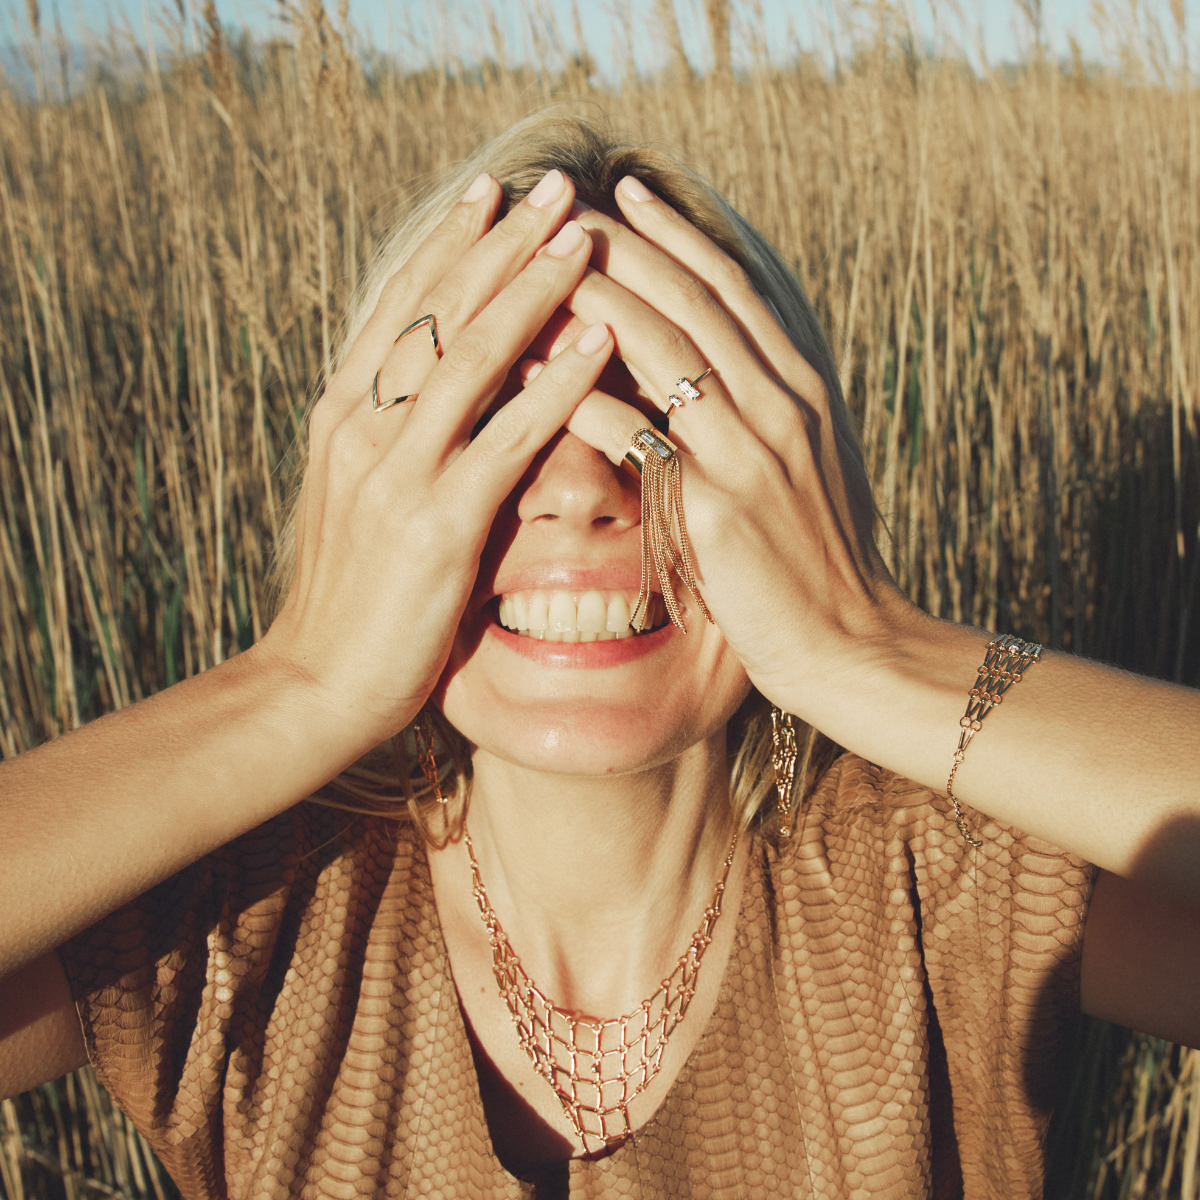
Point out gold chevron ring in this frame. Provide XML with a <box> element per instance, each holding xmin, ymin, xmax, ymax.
<box><xmin>371</xmin><ymin>314</ymin><xmax>441</xmax><ymax>412</ymax></box>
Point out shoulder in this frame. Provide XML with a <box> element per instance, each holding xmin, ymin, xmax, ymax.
<box><xmin>788</xmin><ymin>750</ymin><xmax>946</xmax><ymax>848</ymax></box>
<box><xmin>58</xmin><ymin>804</ymin><xmax>425</xmax><ymax>1006</ymax></box>
<box><xmin>771</xmin><ymin>752</ymin><xmax>1094</xmax><ymax>915</ymax></box>
<box><xmin>807</xmin><ymin>751</ymin><xmax>934</xmax><ymax>814</ymax></box>
<box><xmin>794</xmin><ymin>751</ymin><xmax>1092</xmax><ymax>862</ymax></box>
<box><xmin>54</xmin><ymin>806</ymin><xmax>443</xmax><ymax>1189</ymax></box>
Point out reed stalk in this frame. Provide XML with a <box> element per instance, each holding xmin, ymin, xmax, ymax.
<box><xmin>1</xmin><ymin>1</ymin><xmax>1197</xmax><ymax>1194</ymax></box>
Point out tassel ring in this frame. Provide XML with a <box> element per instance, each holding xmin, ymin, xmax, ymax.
<box><xmin>623</xmin><ymin>428</ymin><xmax>713</xmax><ymax>632</ymax></box>
<box><xmin>371</xmin><ymin>314</ymin><xmax>442</xmax><ymax>412</ymax></box>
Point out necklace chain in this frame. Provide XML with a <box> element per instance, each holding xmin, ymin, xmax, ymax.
<box><xmin>463</xmin><ymin>823</ymin><xmax>740</xmax><ymax>1153</ymax></box>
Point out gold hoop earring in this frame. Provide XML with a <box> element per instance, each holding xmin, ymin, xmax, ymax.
<box><xmin>770</xmin><ymin>706</ymin><xmax>799</xmax><ymax>838</ymax></box>
<box><xmin>414</xmin><ymin>711</ymin><xmax>448</xmax><ymax>806</ymax></box>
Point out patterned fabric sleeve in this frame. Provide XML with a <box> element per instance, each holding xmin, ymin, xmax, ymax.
<box><xmin>54</xmin><ymin>808</ymin><xmax>328</xmax><ymax>1198</ymax></box>
<box><xmin>54</xmin><ymin>806</ymin><xmax>519</xmax><ymax>1200</ymax></box>
<box><xmin>779</xmin><ymin>755</ymin><xmax>1097</xmax><ymax>1200</ymax></box>
<box><xmin>895</xmin><ymin>771</ymin><xmax>1097</xmax><ymax>1199</ymax></box>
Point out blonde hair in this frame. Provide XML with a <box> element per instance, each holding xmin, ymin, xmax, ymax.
<box><xmin>270</xmin><ymin>110</ymin><xmax>859</xmax><ymax>845</ymax></box>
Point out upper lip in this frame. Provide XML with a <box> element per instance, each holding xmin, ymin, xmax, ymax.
<box><xmin>482</xmin><ymin>566</ymin><xmax>658</xmax><ymax>603</ymax></box>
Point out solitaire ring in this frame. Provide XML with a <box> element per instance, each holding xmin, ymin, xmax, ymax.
<box><xmin>666</xmin><ymin>367</ymin><xmax>713</xmax><ymax>411</ymax></box>
<box><xmin>372</xmin><ymin>313</ymin><xmax>442</xmax><ymax>412</ymax></box>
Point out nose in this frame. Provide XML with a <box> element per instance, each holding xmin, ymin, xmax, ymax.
<box><xmin>516</xmin><ymin>430</ymin><xmax>640</xmax><ymax>536</ymax></box>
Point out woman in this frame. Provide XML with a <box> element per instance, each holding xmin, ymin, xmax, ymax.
<box><xmin>0</xmin><ymin>113</ymin><xmax>1197</xmax><ymax>1200</ymax></box>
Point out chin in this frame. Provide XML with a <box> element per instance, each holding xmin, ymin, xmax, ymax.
<box><xmin>435</xmin><ymin>613</ymin><xmax>752</xmax><ymax>778</ymax></box>
<box><xmin>444</xmin><ymin>690</ymin><xmax>707</xmax><ymax>777</ymax></box>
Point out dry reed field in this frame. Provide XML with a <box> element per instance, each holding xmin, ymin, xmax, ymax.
<box><xmin>1</xmin><ymin>0</ymin><xmax>1199</xmax><ymax>1195</ymax></box>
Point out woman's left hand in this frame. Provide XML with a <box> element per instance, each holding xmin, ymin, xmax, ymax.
<box><xmin>537</xmin><ymin>180</ymin><xmax>1200</xmax><ymax>1053</ymax></box>
<box><xmin>554</xmin><ymin>177</ymin><xmax>911</xmax><ymax>734</ymax></box>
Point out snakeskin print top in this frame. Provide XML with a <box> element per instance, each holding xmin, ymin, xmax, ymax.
<box><xmin>56</xmin><ymin>755</ymin><xmax>1095</xmax><ymax>1199</ymax></box>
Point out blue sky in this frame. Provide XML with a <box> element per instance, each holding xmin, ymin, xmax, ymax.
<box><xmin>6</xmin><ymin>0</ymin><xmax>1197</xmax><ymax>78</ymax></box>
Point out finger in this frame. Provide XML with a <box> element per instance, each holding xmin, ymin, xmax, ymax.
<box><xmin>321</xmin><ymin>173</ymin><xmax>503</xmax><ymax>418</ymax></box>
<box><xmin>572</xmin><ymin>205</ymin><xmax>769</xmax><ymax>401</ymax></box>
<box><xmin>612</xmin><ymin>180</ymin><xmax>874</xmax><ymax>529</ymax></box>
<box><xmin>435</xmin><ymin>322</ymin><xmax>614</xmax><ymax>515</ymax></box>
<box><xmin>563</xmin><ymin>268</ymin><xmax>746</xmax><ymax>457</ymax></box>
<box><xmin>521</xmin><ymin>356</ymin><xmax>690</xmax><ymax>475</ymax></box>
<box><xmin>612</xmin><ymin>175</ymin><xmax>830</xmax><ymax>412</ymax></box>
<box><xmin>613</xmin><ymin>182</ymin><xmax>878</xmax><ymax>550</ymax></box>
<box><xmin>299</xmin><ymin>176</ymin><xmax>502</xmax><ymax>554</ymax></box>
<box><xmin>303</xmin><ymin>172</ymin><xmax>575</xmax><ymax>575</ymax></box>
<box><xmin>518</xmin><ymin>357</ymin><xmax>544</xmax><ymax>384</ymax></box>
<box><xmin>372</xmin><ymin>168</ymin><xmax>579</xmax><ymax>412</ymax></box>
<box><xmin>400</xmin><ymin>220</ymin><xmax>595</xmax><ymax>463</ymax></box>
<box><xmin>566</xmin><ymin>385</ymin><xmax>667</xmax><ymax>472</ymax></box>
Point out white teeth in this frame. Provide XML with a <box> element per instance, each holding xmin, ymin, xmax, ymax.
<box><xmin>527</xmin><ymin>590</ymin><xmax>549</xmax><ymax>633</ymax></box>
<box><xmin>496</xmin><ymin>587</ymin><xmax>671</xmax><ymax>640</ymax></box>
<box><xmin>606</xmin><ymin>594</ymin><xmax>631</xmax><ymax>633</ymax></box>
<box><xmin>577</xmin><ymin>591</ymin><xmax>608</xmax><ymax>633</ymax></box>
<box><xmin>548</xmin><ymin>591</ymin><xmax>576</xmax><ymax>633</ymax></box>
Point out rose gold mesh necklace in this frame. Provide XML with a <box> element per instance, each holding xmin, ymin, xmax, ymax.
<box><xmin>463</xmin><ymin>823</ymin><xmax>739</xmax><ymax>1153</ymax></box>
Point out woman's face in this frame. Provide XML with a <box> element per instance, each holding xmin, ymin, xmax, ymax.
<box><xmin>436</xmin><ymin>309</ymin><xmax>752</xmax><ymax>777</ymax></box>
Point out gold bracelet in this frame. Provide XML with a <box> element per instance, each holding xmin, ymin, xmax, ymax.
<box><xmin>947</xmin><ymin>634</ymin><xmax>1042</xmax><ymax>846</ymax></box>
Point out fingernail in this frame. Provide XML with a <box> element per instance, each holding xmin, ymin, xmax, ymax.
<box><xmin>526</xmin><ymin>169</ymin><xmax>565</xmax><ymax>208</ymax></box>
<box><xmin>522</xmin><ymin>359</ymin><xmax>546</xmax><ymax>381</ymax></box>
<box><xmin>569</xmin><ymin>198</ymin><xmax>594</xmax><ymax>219</ymax></box>
<box><xmin>461</xmin><ymin>173</ymin><xmax>491</xmax><ymax>203</ymax></box>
<box><xmin>546</xmin><ymin>220</ymin><xmax>586</xmax><ymax>257</ymax></box>
<box><xmin>575</xmin><ymin>323</ymin><xmax>609</xmax><ymax>355</ymax></box>
<box><xmin>619</xmin><ymin>176</ymin><xmax>654</xmax><ymax>202</ymax></box>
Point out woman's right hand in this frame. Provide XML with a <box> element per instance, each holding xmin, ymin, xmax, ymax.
<box><xmin>260</xmin><ymin>170</ymin><xmax>611</xmax><ymax>752</ymax></box>
<box><xmin>0</xmin><ymin>171</ymin><xmax>607</xmax><ymax>999</ymax></box>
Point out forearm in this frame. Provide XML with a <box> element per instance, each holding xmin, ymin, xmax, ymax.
<box><xmin>808</xmin><ymin>606</ymin><xmax>1200</xmax><ymax>903</ymax></box>
<box><xmin>0</xmin><ymin>644</ymin><xmax>367</xmax><ymax>979</ymax></box>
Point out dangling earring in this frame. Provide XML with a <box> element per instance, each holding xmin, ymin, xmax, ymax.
<box><xmin>770</xmin><ymin>706</ymin><xmax>799</xmax><ymax>838</ymax></box>
<box><xmin>414</xmin><ymin>711</ymin><xmax>448</xmax><ymax>805</ymax></box>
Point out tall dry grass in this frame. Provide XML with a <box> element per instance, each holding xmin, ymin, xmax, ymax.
<box><xmin>0</xmin><ymin>0</ymin><xmax>1197</xmax><ymax>1195</ymax></box>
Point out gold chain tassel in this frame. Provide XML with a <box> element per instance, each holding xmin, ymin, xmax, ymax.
<box><xmin>628</xmin><ymin>429</ymin><xmax>713</xmax><ymax>633</ymax></box>
<box><xmin>414</xmin><ymin>712</ymin><xmax>448</xmax><ymax>805</ymax></box>
<box><xmin>771</xmin><ymin>706</ymin><xmax>800</xmax><ymax>838</ymax></box>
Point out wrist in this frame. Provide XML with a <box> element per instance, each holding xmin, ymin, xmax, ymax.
<box><xmin>244</xmin><ymin>637</ymin><xmax>404</xmax><ymax>767</ymax></box>
<box><xmin>788</xmin><ymin>599</ymin><xmax>988</xmax><ymax>794</ymax></box>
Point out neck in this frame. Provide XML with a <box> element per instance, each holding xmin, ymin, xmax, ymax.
<box><xmin>460</xmin><ymin>730</ymin><xmax>739</xmax><ymax>1016</ymax></box>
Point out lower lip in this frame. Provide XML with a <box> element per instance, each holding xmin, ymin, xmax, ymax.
<box><xmin>487</xmin><ymin>619</ymin><xmax>676</xmax><ymax>666</ymax></box>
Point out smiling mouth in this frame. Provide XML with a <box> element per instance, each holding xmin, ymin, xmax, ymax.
<box><xmin>494</xmin><ymin>589</ymin><xmax>668</xmax><ymax>641</ymax></box>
